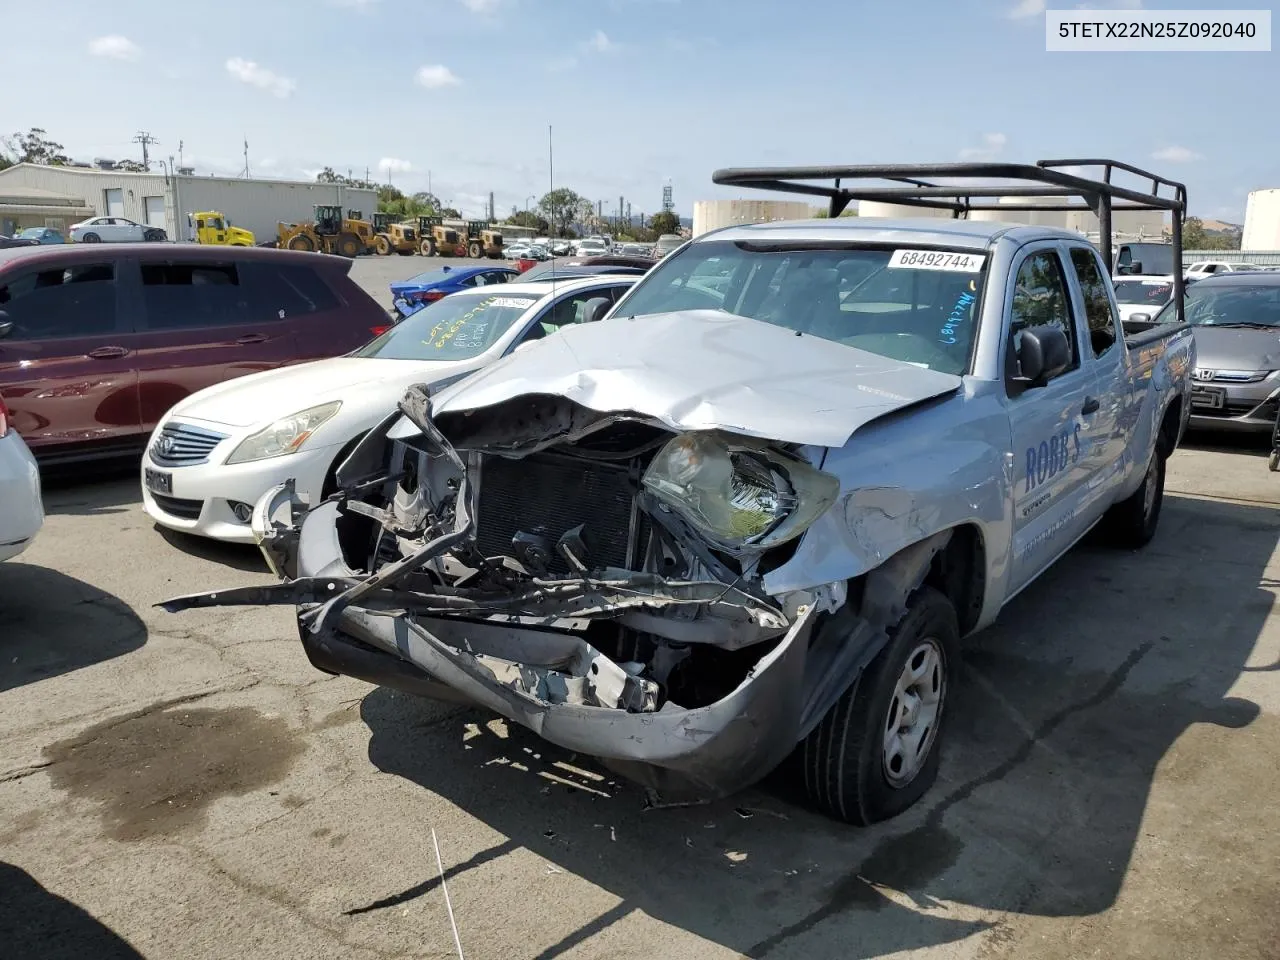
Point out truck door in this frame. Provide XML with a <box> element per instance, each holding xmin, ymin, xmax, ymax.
<box><xmin>1005</xmin><ymin>245</ymin><xmax>1102</xmax><ymax>595</ymax></box>
<box><xmin>1065</xmin><ymin>244</ymin><xmax>1129</xmax><ymax>511</ymax></box>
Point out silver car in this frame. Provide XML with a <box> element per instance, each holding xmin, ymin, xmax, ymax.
<box><xmin>1149</xmin><ymin>272</ymin><xmax>1280</xmax><ymax>432</ymax></box>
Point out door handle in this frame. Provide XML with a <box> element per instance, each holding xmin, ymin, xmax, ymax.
<box><xmin>1081</xmin><ymin>396</ymin><xmax>1100</xmax><ymax>415</ymax></box>
<box><xmin>87</xmin><ymin>345</ymin><xmax>128</xmax><ymax>359</ymax></box>
<box><xmin>236</xmin><ymin>334</ymin><xmax>267</xmax><ymax>345</ymax></box>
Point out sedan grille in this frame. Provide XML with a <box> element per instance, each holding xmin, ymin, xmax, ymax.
<box><xmin>151</xmin><ymin>493</ymin><xmax>203</xmax><ymax>520</ymax></box>
<box><xmin>150</xmin><ymin>422</ymin><xmax>228</xmax><ymax>467</ymax></box>
<box><xmin>474</xmin><ymin>452</ymin><xmax>639</xmax><ymax>575</ymax></box>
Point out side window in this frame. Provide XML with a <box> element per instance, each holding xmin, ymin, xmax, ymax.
<box><xmin>458</xmin><ymin>275</ymin><xmax>480</xmax><ymax>288</ymax></box>
<box><xmin>140</xmin><ymin>261</ymin><xmax>248</xmax><ymax>331</ymax></box>
<box><xmin>539</xmin><ymin>291</ymin><xmax>607</xmax><ymax>335</ymax></box>
<box><xmin>1009</xmin><ymin>250</ymin><xmax>1079</xmax><ymax>378</ymax></box>
<box><xmin>1068</xmin><ymin>247</ymin><xmax>1119</xmax><ymax>356</ymax></box>
<box><xmin>243</xmin><ymin>262</ymin><xmax>340</xmax><ymax>321</ymax></box>
<box><xmin>0</xmin><ymin>263</ymin><xmax>117</xmax><ymax>339</ymax></box>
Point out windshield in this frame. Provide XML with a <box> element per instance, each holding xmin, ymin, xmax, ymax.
<box><xmin>1113</xmin><ymin>279</ymin><xmax>1174</xmax><ymax>305</ymax></box>
<box><xmin>354</xmin><ymin>292</ymin><xmax>539</xmax><ymax>361</ymax></box>
<box><xmin>1156</xmin><ymin>282</ymin><xmax>1280</xmax><ymax>328</ymax></box>
<box><xmin>612</xmin><ymin>239</ymin><xmax>988</xmax><ymax>375</ymax></box>
<box><xmin>15</xmin><ymin>228</ymin><xmax>42</xmax><ymax>238</ymax></box>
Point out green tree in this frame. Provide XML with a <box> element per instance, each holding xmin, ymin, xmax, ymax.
<box><xmin>114</xmin><ymin>159</ymin><xmax>146</xmax><ymax>173</ymax></box>
<box><xmin>539</xmin><ymin>188</ymin><xmax>586</xmax><ymax>237</ymax></box>
<box><xmin>3</xmin><ymin>127</ymin><xmax>69</xmax><ymax>165</ymax></box>
<box><xmin>505</xmin><ymin>210</ymin><xmax>550</xmax><ymax>233</ymax></box>
<box><xmin>649</xmin><ymin>210</ymin><xmax>680</xmax><ymax>235</ymax></box>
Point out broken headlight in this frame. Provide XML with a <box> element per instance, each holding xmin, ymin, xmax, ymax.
<box><xmin>642</xmin><ymin>432</ymin><xmax>839</xmax><ymax>552</ymax></box>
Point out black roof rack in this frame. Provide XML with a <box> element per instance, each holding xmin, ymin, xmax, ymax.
<box><xmin>711</xmin><ymin>159</ymin><xmax>1188</xmax><ymax>285</ymax></box>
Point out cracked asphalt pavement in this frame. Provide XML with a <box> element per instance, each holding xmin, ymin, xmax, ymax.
<box><xmin>2</xmin><ymin>259</ymin><xmax>1277</xmax><ymax>958</ymax></box>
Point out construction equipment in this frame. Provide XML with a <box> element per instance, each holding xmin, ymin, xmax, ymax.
<box><xmin>464</xmin><ymin>220</ymin><xmax>504</xmax><ymax>259</ymax></box>
<box><xmin>416</xmin><ymin>216</ymin><xmax>459</xmax><ymax>257</ymax></box>
<box><xmin>372</xmin><ymin>213</ymin><xmax>418</xmax><ymax>256</ymax></box>
<box><xmin>275</xmin><ymin>205</ymin><xmax>374</xmax><ymax>258</ymax></box>
<box><xmin>189</xmin><ymin>211</ymin><xmax>255</xmax><ymax>246</ymax></box>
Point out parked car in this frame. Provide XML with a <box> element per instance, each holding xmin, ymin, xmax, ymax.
<box><xmin>653</xmin><ymin>233</ymin><xmax>685</xmax><ymax>259</ymax></box>
<box><xmin>1146</xmin><ymin>271</ymin><xmax>1280</xmax><ymax>432</ymax></box>
<box><xmin>0</xmin><ymin>391</ymin><xmax>42</xmax><ymax>562</ymax></box>
<box><xmin>13</xmin><ymin>227</ymin><xmax>65</xmax><ymax>245</ymax></box>
<box><xmin>550</xmin><ymin>239</ymin><xmax>571</xmax><ymax>256</ymax></box>
<box><xmin>0</xmin><ymin>244</ymin><xmax>391</xmax><ymax>464</ymax></box>
<box><xmin>503</xmin><ymin>242</ymin><xmax>532</xmax><ymax>260</ymax></box>
<box><xmin>170</xmin><ymin>208</ymin><xmax>1193</xmax><ymax>823</ymax></box>
<box><xmin>1111</xmin><ymin>275</ymin><xmax>1177</xmax><ymax>324</ymax></box>
<box><xmin>141</xmin><ymin>275</ymin><xmax>638</xmax><ymax>542</ymax></box>
<box><xmin>0</xmin><ymin>235</ymin><xmax>38</xmax><ymax>250</ymax></box>
<box><xmin>513</xmin><ymin>255</ymin><xmax>658</xmax><ymax>282</ymax></box>
<box><xmin>390</xmin><ymin>264</ymin><xmax>519</xmax><ymax>319</ymax></box>
<box><xmin>575</xmin><ymin>238</ymin><xmax>608</xmax><ymax>257</ymax></box>
<box><xmin>1185</xmin><ymin>261</ymin><xmax>1260</xmax><ymax>281</ymax></box>
<box><xmin>69</xmin><ymin>216</ymin><xmax>164</xmax><ymax>243</ymax></box>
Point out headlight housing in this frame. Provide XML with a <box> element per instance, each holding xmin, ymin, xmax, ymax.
<box><xmin>642</xmin><ymin>432</ymin><xmax>839</xmax><ymax>553</ymax></box>
<box><xmin>225</xmin><ymin>401</ymin><xmax>342</xmax><ymax>465</ymax></box>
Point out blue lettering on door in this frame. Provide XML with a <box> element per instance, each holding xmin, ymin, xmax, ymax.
<box><xmin>1024</xmin><ymin>424</ymin><xmax>1083</xmax><ymax>493</ymax></box>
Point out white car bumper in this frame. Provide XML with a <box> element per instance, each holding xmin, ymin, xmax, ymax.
<box><xmin>140</xmin><ymin>434</ymin><xmax>342</xmax><ymax>544</ymax></box>
<box><xmin>0</xmin><ymin>430</ymin><xmax>44</xmax><ymax>562</ymax></box>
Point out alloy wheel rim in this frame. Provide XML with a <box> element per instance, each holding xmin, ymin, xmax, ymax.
<box><xmin>882</xmin><ymin>639</ymin><xmax>946</xmax><ymax>788</ymax></box>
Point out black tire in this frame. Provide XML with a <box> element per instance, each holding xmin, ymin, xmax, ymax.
<box><xmin>81</xmin><ymin>233</ymin><xmax>100</xmax><ymax>243</ymax></box>
<box><xmin>420</xmin><ymin>238</ymin><xmax>436</xmax><ymax>257</ymax></box>
<box><xmin>375</xmin><ymin>235</ymin><xmax>392</xmax><ymax>256</ymax></box>
<box><xmin>1269</xmin><ymin>449</ymin><xmax>1280</xmax><ymax>473</ymax></box>
<box><xmin>467</xmin><ymin>240</ymin><xmax>483</xmax><ymax>258</ymax></box>
<box><xmin>287</xmin><ymin>233</ymin><xmax>315</xmax><ymax>252</ymax></box>
<box><xmin>1101</xmin><ymin>448</ymin><xmax>1165</xmax><ymax>548</ymax></box>
<box><xmin>336</xmin><ymin>233</ymin><xmax>361</xmax><ymax>258</ymax></box>
<box><xmin>801</xmin><ymin>586</ymin><xmax>960</xmax><ymax>825</ymax></box>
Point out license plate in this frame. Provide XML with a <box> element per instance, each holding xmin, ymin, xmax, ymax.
<box><xmin>1191</xmin><ymin>386</ymin><xmax>1225</xmax><ymax>410</ymax></box>
<box><xmin>145</xmin><ymin>467</ymin><xmax>172</xmax><ymax>495</ymax></box>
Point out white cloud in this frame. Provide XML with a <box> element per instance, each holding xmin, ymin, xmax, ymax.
<box><xmin>416</xmin><ymin>64</ymin><xmax>461</xmax><ymax>89</ymax></box>
<box><xmin>225</xmin><ymin>57</ymin><xmax>296</xmax><ymax>98</ymax></box>
<box><xmin>587</xmin><ymin>30</ymin><xmax>615</xmax><ymax>53</ymax></box>
<box><xmin>462</xmin><ymin>0</ymin><xmax>502</xmax><ymax>12</ymax></box>
<box><xmin>959</xmin><ymin>133</ymin><xmax>1007</xmax><ymax>161</ymax></box>
<box><xmin>1152</xmin><ymin>145</ymin><xmax>1201</xmax><ymax>163</ymax></box>
<box><xmin>88</xmin><ymin>35</ymin><xmax>141</xmax><ymax>61</ymax></box>
<box><xmin>379</xmin><ymin>157</ymin><xmax>412</xmax><ymax>174</ymax></box>
<box><xmin>1008</xmin><ymin>0</ymin><xmax>1045</xmax><ymax>18</ymax></box>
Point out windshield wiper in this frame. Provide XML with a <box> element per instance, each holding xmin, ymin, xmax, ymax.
<box><xmin>1205</xmin><ymin>321</ymin><xmax>1277</xmax><ymax>329</ymax></box>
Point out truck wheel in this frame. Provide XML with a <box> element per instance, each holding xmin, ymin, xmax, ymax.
<box><xmin>420</xmin><ymin>238</ymin><xmax>436</xmax><ymax>257</ymax></box>
<box><xmin>287</xmin><ymin>234</ymin><xmax>314</xmax><ymax>252</ymax></box>
<box><xmin>800</xmin><ymin>586</ymin><xmax>959</xmax><ymax>825</ymax></box>
<box><xmin>375</xmin><ymin>235</ymin><xmax>392</xmax><ymax>256</ymax></box>
<box><xmin>1102</xmin><ymin>449</ymin><xmax>1165</xmax><ymax>548</ymax></box>
<box><xmin>336</xmin><ymin>233</ymin><xmax>361</xmax><ymax>258</ymax></box>
<box><xmin>468</xmin><ymin>240</ymin><xmax>482</xmax><ymax>258</ymax></box>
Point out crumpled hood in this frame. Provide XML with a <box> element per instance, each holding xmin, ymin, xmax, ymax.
<box><xmin>429</xmin><ymin>310</ymin><xmax>963</xmax><ymax>447</ymax></box>
<box><xmin>173</xmin><ymin>356</ymin><xmax>457</xmax><ymax>428</ymax></box>
<box><xmin>1191</xmin><ymin>326</ymin><xmax>1280</xmax><ymax>372</ymax></box>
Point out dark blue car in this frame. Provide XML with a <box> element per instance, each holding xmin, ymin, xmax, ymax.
<box><xmin>390</xmin><ymin>264</ymin><xmax>520</xmax><ymax>319</ymax></box>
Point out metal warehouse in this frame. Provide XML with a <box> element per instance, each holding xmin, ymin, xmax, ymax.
<box><xmin>0</xmin><ymin>163</ymin><xmax>376</xmax><ymax>245</ymax></box>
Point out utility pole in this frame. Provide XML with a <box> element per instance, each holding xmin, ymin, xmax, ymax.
<box><xmin>178</xmin><ymin>139</ymin><xmax>184</xmax><ymax>168</ymax></box>
<box><xmin>132</xmin><ymin>131</ymin><xmax>159</xmax><ymax>170</ymax></box>
<box><xmin>242</xmin><ymin>138</ymin><xmax>250</xmax><ymax>178</ymax></box>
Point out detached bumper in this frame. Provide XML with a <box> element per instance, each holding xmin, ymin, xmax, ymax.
<box><xmin>246</xmin><ymin>490</ymin><xmax>818</xmax><ymax>798</ymax></box>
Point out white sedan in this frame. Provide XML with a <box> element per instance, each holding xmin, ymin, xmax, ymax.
<box><xmin>0</xmin><ymin>395</ymin><xmax>43</xmax><ymax>562</ymax></box>
<box><xmin>69</xmin><ymin>216</ymin><xmax>154</xmax><ymax>243</ymax></box>
<box><xmin>141</xmin><ymin>274</ymin><xmax>638</xmax><ymax>543</ymax></box>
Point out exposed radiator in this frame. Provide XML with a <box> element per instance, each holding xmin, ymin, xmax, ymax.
<box><xmin>474</xmin><ymin>452</ymin><xmax>639</xmax><ymax>574</ymax></box>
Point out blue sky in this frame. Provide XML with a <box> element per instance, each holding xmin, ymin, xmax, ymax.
<box><xmin>5</xmin><ymin>0</ymin><xmax>1275</xmax><ymax>222</ymax></box>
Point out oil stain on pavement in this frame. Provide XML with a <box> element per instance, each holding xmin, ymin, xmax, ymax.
<box><xmin>44</xmin><ymin>705</ymin><xmax>305</xmax><ymax>841</ymax></box>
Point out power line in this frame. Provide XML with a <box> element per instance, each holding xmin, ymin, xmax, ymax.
<box><xmin>132</xmin><ymin>131</ymin><xmax>159</xmax><ymax>170</ymax></box>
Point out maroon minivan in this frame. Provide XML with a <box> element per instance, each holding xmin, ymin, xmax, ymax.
<box><xmin>0</xmin><ymin>243</ymin><xmax>391</xmax><ymax>464</ymax></box>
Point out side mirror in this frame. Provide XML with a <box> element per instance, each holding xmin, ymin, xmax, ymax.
<box><xmin>0</xmin><ymin>311</ymin><xmax>11</xmax><ymax>339</ymax></box>
<box><xmin>581</xmin><ymin>297</ymin><xmax>612</xmax><ymax>325</ymax></box>
<box><xmin>1013</xmin><ymin>325</ymin><xmax>1071</xmax><ymax>388</ymax></box>
<box><xmin>1128</xmin><ymin>312</ymin><xmax>1151</xmax><ymax>325</ymax></box>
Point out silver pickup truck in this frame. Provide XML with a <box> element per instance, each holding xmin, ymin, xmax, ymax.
<box><xmin>166</xmin><ymin>161</ymin><xmax>1195</xmax><ymax>825</ymax></box>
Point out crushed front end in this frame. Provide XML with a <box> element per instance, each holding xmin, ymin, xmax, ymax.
<box><xmin>163</xmin><ymin>383</ymin><xmax>931</xmax><ymax>798</ymax></box>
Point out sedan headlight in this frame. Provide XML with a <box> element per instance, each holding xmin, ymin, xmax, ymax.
<box><xmin>225</xmin><ymin>401</ymin><xmax>342</xmax><ymax>465</ymax></box>
<box><xmin>642</xmin><ymin>432</ymin><xmax>839</xmax><ymax>552</ymax></box>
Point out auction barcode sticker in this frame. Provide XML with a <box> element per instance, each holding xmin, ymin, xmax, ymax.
<box><xmin>887</xmin><ymin>250</ymin><xmax>986</xmax><ymax>272</ymax></box>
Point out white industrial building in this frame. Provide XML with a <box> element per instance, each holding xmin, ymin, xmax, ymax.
<box><xmin>0</xmin><ymin>164</ymin><xmax>376</xmax><ymax>244</ymax></box>
<box><xmin>692</xmin><ymin>199</ymin><xmax>815</xmax><ymax>237</ymax></box>
<box><xmin>1242</xmin><ymin>188</ymin><xmax>1280</xmax><ymax>251</ymax></box>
